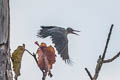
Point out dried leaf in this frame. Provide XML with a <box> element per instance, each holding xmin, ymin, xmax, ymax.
<box><xmin>35</xmin><ymin>42</ymin><xmax>56</xmax><ymax>79</ymax></box>
<box><xmin>11</xmin><ymin>44</ymin><xmax>25</xmax><ymax>80</ymax></box>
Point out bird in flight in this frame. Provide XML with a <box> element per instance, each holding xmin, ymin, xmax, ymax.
<box><xmin>37</xmin><ymin>26</ymin><xmax>80</xmax><ymax>64</ymax></box>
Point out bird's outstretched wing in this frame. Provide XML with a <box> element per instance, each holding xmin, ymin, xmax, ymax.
<box><xmin>37</xmin><ymin>26</ymin><xmax>71</xmax><ymax>63</ymax></box>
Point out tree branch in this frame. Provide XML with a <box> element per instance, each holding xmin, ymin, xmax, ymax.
<box><xmin>85</xmin><ymin>24</ymin><xmax>117</xmax><ymax>80</ymax></box>
<box><xmin>103</xmin><ymin>52</ymin><xmax>120</xmax><ymax>63</ymax></box>
<box><xmin>85</xmin><ymin>68</ymin><xmax>93</xmax><ymax>80</ymax></box>
<box><xmin>25</xmin><ymin>49</ymin><xmax>38</xmax><ymax>65</ymax></box>
<box><xmin>93</xmin><ymin>24</ymin><xmax>114</xmax><ymax>80</ymax></box>
<box><xmin>93</xmin><ymin>56</ymin><xmax>102</xmax><ymax>80</ymax></box>
<box><xmin>102</xmin><ymin>24</ymin><xmax>114</xmax><ymax>60</ymax></box>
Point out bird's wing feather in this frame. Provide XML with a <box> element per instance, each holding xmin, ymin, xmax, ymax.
<box><xmin>50</xmin><ymin>31</ymin><xmax>71</xmax><ymax>63</ymax></box>
<box><xmin>38</xmin><ymin>26</ymin><xmax>71</xmax><ymax>63</ymax></box>
<box><xmin>37</xmin><ymin>26</ymin><xmax>56</xmax><ymax>38</ymax></box>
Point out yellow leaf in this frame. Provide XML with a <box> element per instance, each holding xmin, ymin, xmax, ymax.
<box><xmin>11</xmin><ymin>44</ymin><xmax>25</xmax><ymax>80</ymax></box>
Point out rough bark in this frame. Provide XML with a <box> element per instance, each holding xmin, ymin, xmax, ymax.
<box><xmin>0</xmin><ymin>0</ymin><xmax>12</xmax><ymax>80</ymax></box>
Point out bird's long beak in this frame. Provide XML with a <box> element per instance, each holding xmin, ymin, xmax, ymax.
<box><xmin>72</xmin><ymin>29</ymin><xmax>80</xmax><ymax>35</ymax></box>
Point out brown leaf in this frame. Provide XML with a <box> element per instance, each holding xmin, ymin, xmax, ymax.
<box><xmin>35</xmin><ymin>42</ymin><xmax>56</xmax><ymax>79</ymax></box>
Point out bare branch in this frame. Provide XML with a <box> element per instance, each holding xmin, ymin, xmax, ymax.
<box><xmin>85</xmin><ymin>24</ymin><xmax>115</xmax><ymax>80</ymax></box>
<box><xmin>103</xmin><ymin>52</ymin><xmax>120</xmax><ymax>63</ymax></box>
<box><xmin>93</xmin><ymin>24</ymin><xmax>114</xmax><ymax>80</ymax></box>
<box><xmin>25</xmin><ymin>49</ymin><xmax>33</xmax><ymax>56</ymax></box>
<box><xmin>85</xmin><ymin>68</ymin><xmax>93</xmax><ymax>80</ymax></box>
<box><xmin>102</xmin><ymin>24</ymin><xmax>114</xmax><ymax>60</ymax></box>
<box><xmin>25</xmin><ymin>49</ymin><xmax>38</xmax><ymax>65</ymax></box>
<box><xmin>93</xmin><ymin>56</ymin><xmax>102</xmax><ymax>80</ymax></box>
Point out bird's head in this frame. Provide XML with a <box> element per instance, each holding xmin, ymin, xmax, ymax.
<box><xmin>66</xmin><ymin>27</ymin><xmax>80</xmax><ymax>35</ymax></box>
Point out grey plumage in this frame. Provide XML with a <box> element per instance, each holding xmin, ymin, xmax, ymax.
<box><xmin>37</xmin><ymin>26</ymin><xmax>80</xmax><ymax>64</ymax></box>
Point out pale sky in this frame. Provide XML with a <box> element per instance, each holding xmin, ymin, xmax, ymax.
<box><xmin>10</xmin><ymin>0</ymin><xmax>120</xmax><ymax>80</ymax></box>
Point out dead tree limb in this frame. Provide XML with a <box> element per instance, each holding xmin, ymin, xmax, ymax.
<box><xmin>85</xmin><ymin>68</ymin><xmax>93</xmax><ymax>80</ymax></box>
<box><xmin>102</xmin><ymin>24</ymin><xmax>114</xmax><ymax>60</ymax></box>
<box><xmin>103</xmin><ymin>52</ymin><xmax>120</xmax><ymax>63</ymax></box>
<box><xmin>85</xmin><ymin>24</ymin><xmax>120</xmax><ymax>80</ymax></box>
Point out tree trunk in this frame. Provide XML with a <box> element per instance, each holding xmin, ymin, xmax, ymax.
<box><xmin>0</xmin><ymin>0</ymin><xmax>12</xmax><ymax>80</ymax></box>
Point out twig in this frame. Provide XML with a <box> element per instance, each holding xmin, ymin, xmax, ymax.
<box><xmin>102</xmin><ymin>24</ymin><xmax>114</xmax><ymax>60</ymax></box>
<box><xmin>85</xmin><ymin>68</ymin><xmax>93</xmax><ymax>80</ymax></box>
<box><xmin>25</xmin><ymin>48</ymin><xmax>47</xmax><ymax>80</ymax></box>
<box><xmin>103</xmin><ymin>52</ymin><xmax>120</xmax><ymax>63</ymax></box>
<box><xmin>25</xmin><ymin>49</ymin><xmax>33</xmax><ymax>56</ymax></box>
<box><xmin>25</xmin><ymin>49</ymin><xmax>38</xmax><ymax>65</ymax></box>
